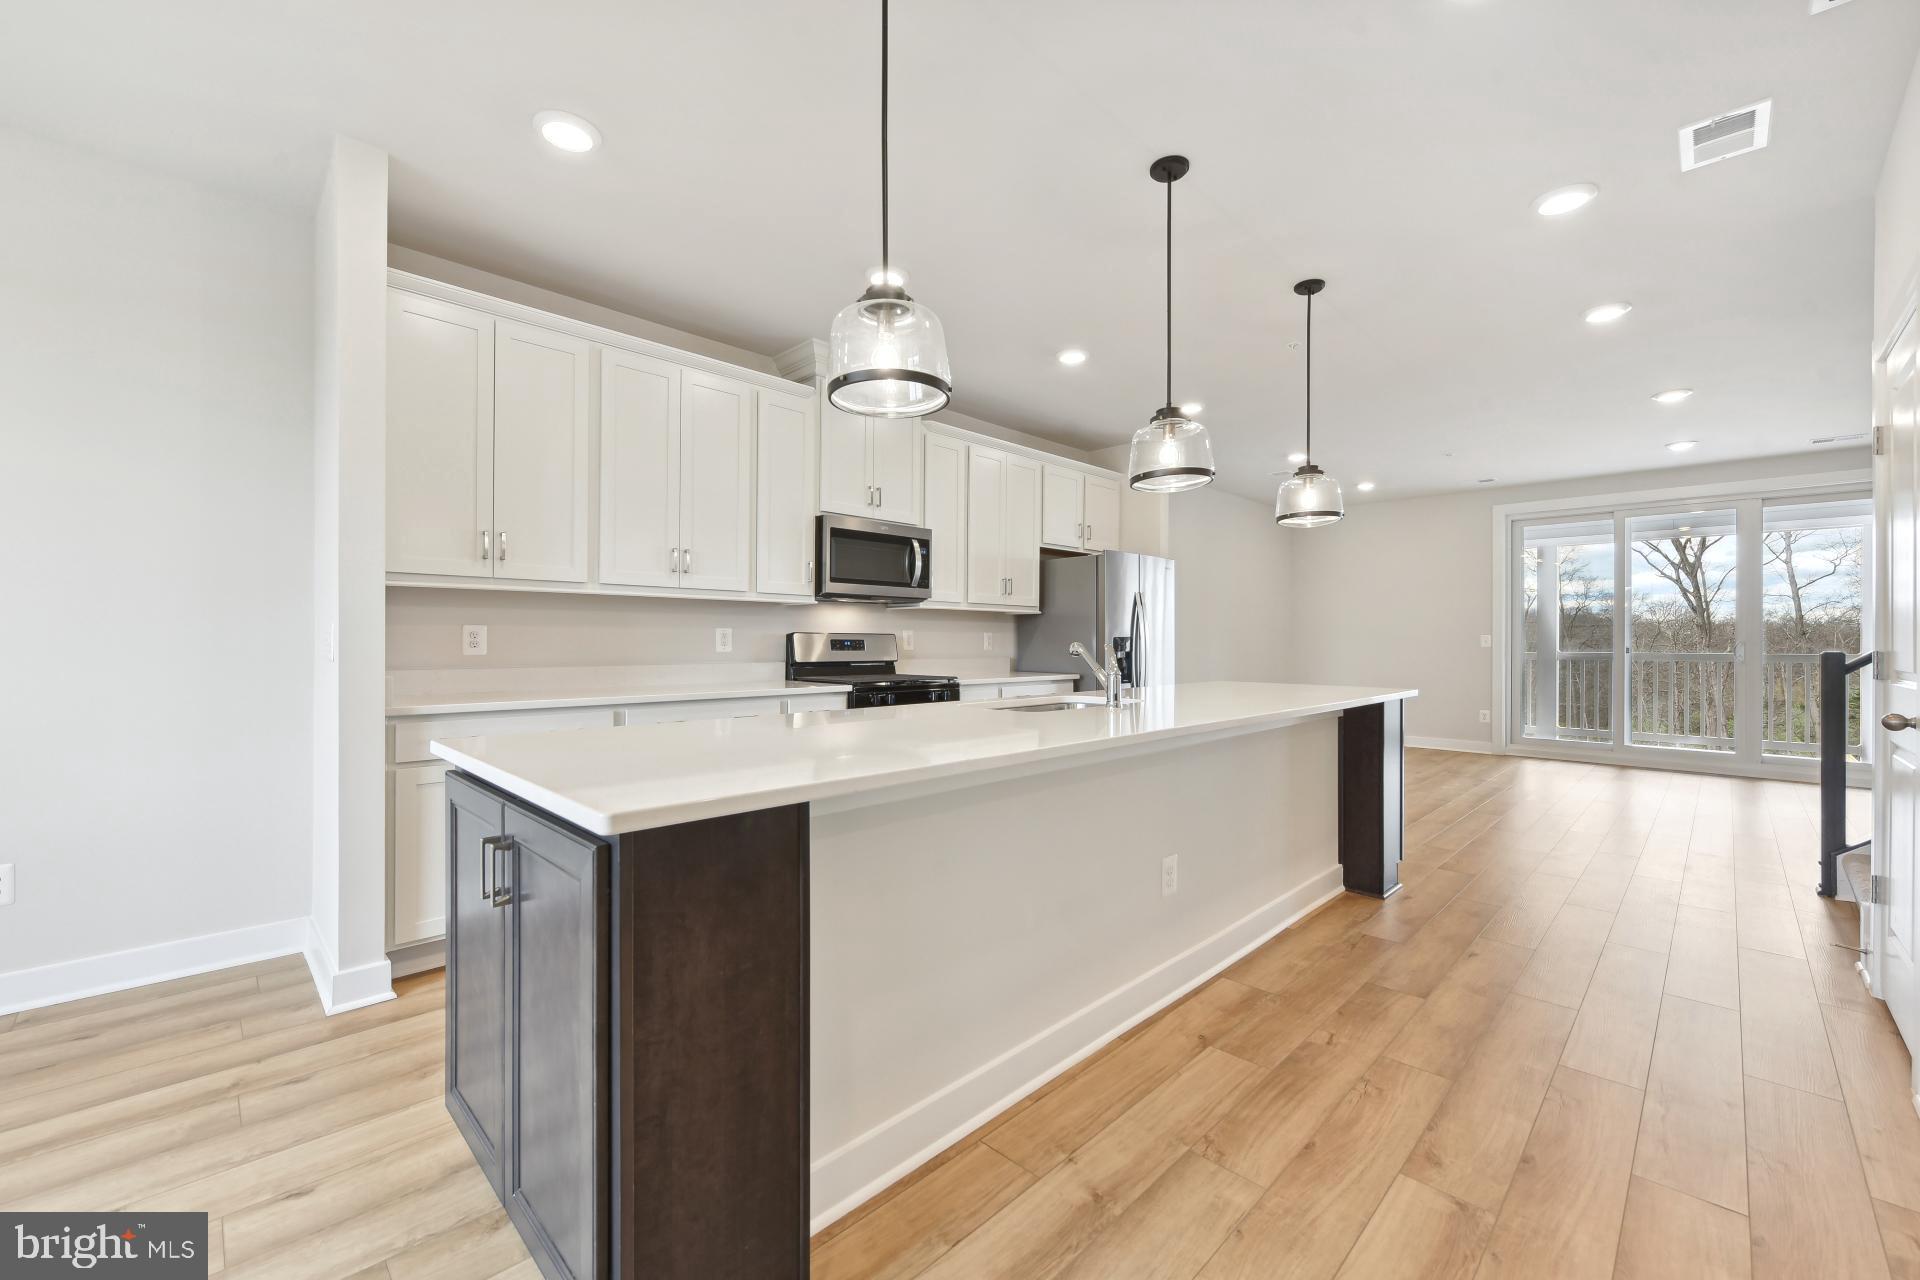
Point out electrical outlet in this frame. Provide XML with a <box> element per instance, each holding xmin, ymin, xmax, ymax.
<box><xmin>461</xmin><ymin>625</ymin><xmax>488</xmax><ymax>657</ymax></box>
<box><xmin>1161</xmin><ymin>854</ymin><xmax>1178</xmax><ymax>897</ymax></box>
<box><xmin>983</xmin><ymin>632</ymin><xmax>994</xmax><ymax>652</ymax></box>
<box><xmin>901</xmin><ymin>630</ymin><xmax>915</xmax><ymax>652</ymax></box>
<box><xmin>715</xmin><ymin>627</ymin><xmax>733</xmax><ymax>654</ymax></box>
<box><xmin>1480</xmin><ymin>634</ymin><xmax>1492</xmax><ymax>648</ymax></box>
<box><xmin>0</xmin><ymin>863</ymin><xmax>14</xmax><ymax>907</ymax></box>
<box><xmin>1479</xmin><ymin>709</ymin><xmax>1491</xmax><ymax>724</ymax></box>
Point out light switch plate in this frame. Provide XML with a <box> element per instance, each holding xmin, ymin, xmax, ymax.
<box><xmin>715</xmin><ymin>627</ymin><xmax>733</xmax><ymax>654</ymax></box>
<box><xmin>1479</xmin><ymin>709</ymin><xmax>1491</xmax><ymax>724</ymax></box>
<box><xmin>461</xmin><ymin>625</ymin><xmax>488</xmax><ymax>657</ymax></box>
<box><xmin>983</xmin><ymin>632</ymin><xmax>994</xmax><ymax>652</ymax></box>
<box><xmin>1161</xmin><ymin>854</ymin><xmax>1178</xmax><ymax>897</ymax></box>
<box><xmin>1480</xmin><ymin>634</ymin><xmax>1492</xmax><ymax>648</ymax></box>
<box><xmin>901</xmin><ymin>630</ymin><xmax>915</xmax><ymax>652</ymax></box>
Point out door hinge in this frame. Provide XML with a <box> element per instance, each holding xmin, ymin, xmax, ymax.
<box><xmin>1875</xmin><ymin>424</ymin><xmax>1889</xmax><ymax>456</ymax></box>
<box><xmin>1873</xmin><ymin>873</ymin><xmax>1892</xmax><ymax>905</ymax></box>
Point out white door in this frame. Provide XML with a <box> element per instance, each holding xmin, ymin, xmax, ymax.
<box><xmin>755</xmin><ymin>388</ymin><xmax>818</xmax><ymax>599</ymax></box>
<box><xmin>598</xmin><ymin>349</ymin><xmax>681</xmax><ymax>588</ymax></box>
<box><xmin>1042</xmin><ymin>465</ymin><xmax>1084</xmax><ymax>549</ymax></box>
<box><xmin>492</xmin><ymin>320</ymin><xmax>590</xmax><ymax>583</ymax></box>
<box><xmin>1083</xmin><ymin>475</ymin><xmax>1121</xmax><ymax>552</ymax></box>
<box><xmin>677</xmin><ymin>370</ymin><xmax>754</xmax><ymax>592</ymax></box>
<box><xmin>390</xmin><ymin>761</ymin><xmax>449</xmax><ymax>947</ymax></box>
<box><xmin>869</xmin><ymin>419</ymin><xmax>921</xmax><ymax>524</ymax></box>
<box><xmin>820</xmin><ymin>401</ymin><xmax>873</xmax><ymax>517</ymax></box>
<box><xmin>923</xmin><ymin>432</ymin><xmax>967</xmax><ymax>603</ymax></box>
<box><xmin>967</xmin><ymin>446</ymin><xmax>1007</xmax><ymax>605</ymax></box>
<box><xmin>386</xmin><ymin>291</ymin><xmax>494</xmax><ymax>577</ymax></box>
<box><xmin>1875</xmin><ymin>298</ymin><xmax>1920</xmax><ymax>1061</ymax></box>
<box><xmin>1005</xmin><ymin>455</ymin><xmax>1043</xmax><ymax>608</ymax></box>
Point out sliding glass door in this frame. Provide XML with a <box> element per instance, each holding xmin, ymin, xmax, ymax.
<box><xmin>1509</xmin><ymin>492</ymin><xmax>1870</xmax><ymax>773</ymax></box>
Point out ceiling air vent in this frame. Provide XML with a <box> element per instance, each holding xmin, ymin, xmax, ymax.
<box><xmin>1810</xmin><ymin>0</ymin><xmax>1860</xmax><ymax>12</ymax></box>
<box><xmin>1679</xmin><ymin>100</ymin><xmax>1772</xmax><ymax>171</ymax></box>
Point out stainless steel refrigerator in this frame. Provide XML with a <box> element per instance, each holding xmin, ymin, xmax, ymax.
<box><xmin>1016</xmin><ymin>552</ymin><xmax>1176</xmax><ymax>692</ymax></box>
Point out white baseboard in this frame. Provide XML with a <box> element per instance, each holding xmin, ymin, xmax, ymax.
<box><xmin>0</xmin><ymin>918</ymin><xmax>309</xmax><ymax>1017</ymax></box>
<box><xmin>807</xmin><ymin>865</ymin><xmax>1345</xmax><ymax>1233</ymax></box>
<box><xmin>303</xmin><ymin>919</ymin><xmax>396</xmax><ymax>1015</ymax></box>
<box><xmin>1407</xmin><ymin>736</ymin><xmax>1496</xmax><ymax>754</ymax></box>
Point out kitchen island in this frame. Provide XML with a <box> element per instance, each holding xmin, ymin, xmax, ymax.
<box><xmin>431</xmin><ymin>681</ymin><xmax>1413</xmax><ymax>1279</ymax></box>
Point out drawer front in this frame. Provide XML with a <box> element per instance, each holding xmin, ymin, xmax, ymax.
<box><xmin>393</xmin><ymin>707</ymin><xmax>617</xmax><ymax>764</ymax></box>
<box><xmin>619</xmin><ymin>695</ymin><xmax>786</xmax><ymax>726</ymax></box>
<box><xmin>959</xmin><ymin>683</ymin><xmax>1005</xmax><ymax>703</ymax></box>
<box><xmin>784</xmin><ymin>692</ymin><xmax>850</xmax><ymax>714</ymax></box>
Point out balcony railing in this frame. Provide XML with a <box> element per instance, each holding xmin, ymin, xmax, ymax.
<box><xmin>1519</xmin><ymin>651</ymin><xmax>1865</xmax><ymax>758</ymax></box>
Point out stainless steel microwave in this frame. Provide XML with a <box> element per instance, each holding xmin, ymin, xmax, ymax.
<box><xmin>816</xmin><ymin>513</ymin><xmax>932</xmax><ymax>603</ymax></box>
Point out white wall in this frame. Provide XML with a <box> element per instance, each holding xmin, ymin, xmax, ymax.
<box><xmin>0</xmin><ymin>127</ymin><xmax>314</xmax><ymax>1002</ymax></box>
<box><xmin>1880</xmin><ymin>51</ymin><xmax>1920</xmax><ymax>348</ymax></box>
<box><xmin>388</xmin><ymin>588</ymin><xmax>1016</xmax><ymax>671</ymax></box>
<box><xmin>1168</xmin><ymin>486</ymin><xmax>1293</xmax><ymax>681</ymax></box>
<box><xmin>1288</xmin><ymin>449</ymin><xmax>1871</xmax><ymax>747</ymax></box>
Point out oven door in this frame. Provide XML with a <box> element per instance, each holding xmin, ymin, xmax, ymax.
<box><xmin>817</xmin><ymin>514</ymin><xmax>933</xmax><ymax>603</ymax></box>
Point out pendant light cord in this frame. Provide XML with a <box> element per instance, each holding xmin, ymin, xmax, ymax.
<box><xmin>1303</xmin><ymin>289</ymin><xmax>1313</xmax><ymax>464</ymax></box>
<box><xmin>1165</xmin><ymin>179</ymin><xmax>1173</xmax><ymax>408</ymax></box>
<box><xmin>880</xmin><ymin>0</ymin><xmax>890</xmax><ymax>277</ymax></box>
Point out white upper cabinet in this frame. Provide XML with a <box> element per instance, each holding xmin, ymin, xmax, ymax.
<box><xmin>922</xmin><ymin>432</ymin><xmax>967</xmax><ymax>604</ymax></box>
<box><xmin>677</xmin><ymin>370</ymin><xmax>754</xmax><ymax>593</ymax></box>
<box><xmin>755</xmin><ymin>388</ymin><xmax>819</xmax><ymax>600</ymax></box>
<box><xmin>869</xmin><ymin>420</ymin><xmax>920</xmax><ymax>524</ymax></box>
<box><xmin>599</xmin><ymin>353</ymin><xmax>753</xmax><ymax>594</ymax></box>
<box><xmin>388</xmin><ymin>292</ymin><xmax>494</xmax><ymax>577</ymax></box>
<box><xmin>965</xmin><ymin>445</ymin><xmax>1041</xmax><ymax>607</ymax></box>
<box><xmin>598</xmin><ymin>349</ymin><xmax>682</xmax><ymax>589</ymax></box>
<box><xmin>1004</xmin><ymin>455</ymin><xmax>1042</xmax><ymax>607</ymax></box>
<box><xmin>820</xmin><ymin>401</ymin><xmax>921</xmax><ymax>524</ymax></box>
<box><xmin>1041</xmin><ymin>464</ymin><xmax>1085</xmax><ymax>550</ymax></box>
<box><xmin>966</xmin><ymin>446</ymin><xmax>1007</xmax><ymax>605</ymax></box>
<box><xmin>491</xmin><ymin>319</ymin><xmax>590</xmax><ymax>583</ymax></box>
<box><xmin>1083</xmin><ymin>474</ymin><xmax>1121</xmax><ymax>553</ymax></box>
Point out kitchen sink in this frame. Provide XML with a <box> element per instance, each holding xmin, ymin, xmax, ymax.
<box><xmin>996</xmin><ymin>696</ymin><xmax>1126</xmax><ymax>713</ymax></box>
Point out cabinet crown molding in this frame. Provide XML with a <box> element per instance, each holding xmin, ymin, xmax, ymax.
<box><xmin>388</xmin><ymin>270</ymin><xmax>812</xmax><ymax>397</ymax></box>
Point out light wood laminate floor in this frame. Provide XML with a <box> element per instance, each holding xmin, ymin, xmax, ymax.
<box><xmin>0</xmin><ymin>751</ymin><xmax>1905</xmax><ymax>1279</ymax></box>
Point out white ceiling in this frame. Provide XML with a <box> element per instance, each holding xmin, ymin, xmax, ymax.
<box><xmin>4</xmin><ymin>0</ymin><xmax>1916</xmax><ymax>501</ymax></box>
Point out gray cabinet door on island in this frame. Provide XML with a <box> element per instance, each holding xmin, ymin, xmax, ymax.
<box><xmin>446</xmin><ymin>771</ymin><xmax>609</xmax><ymax>1280</ymax></box>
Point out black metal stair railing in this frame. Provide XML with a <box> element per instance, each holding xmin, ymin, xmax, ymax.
<box><xmin>1819</xmin><ymin>649</ymin><xmax>1873</xmax><ymax>899</ymax></box>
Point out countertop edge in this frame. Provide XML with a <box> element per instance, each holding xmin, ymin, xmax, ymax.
<box><xmin>430</xmin><ymin>687</ymin><xmax>1417</xmax><ymax>838</ymax></box>
<box><xmin>386</xmin><ymin>672</ymin><xmax>1075</xmax><ymax>717</ymax></box>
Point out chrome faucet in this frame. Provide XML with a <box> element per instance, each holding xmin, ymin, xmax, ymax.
<box><xmin>1068</xmin><ymin>641</ymin><xmax>1127</xmax><ymax>706</ymax></box>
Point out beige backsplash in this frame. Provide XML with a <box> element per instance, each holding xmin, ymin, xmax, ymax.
<box><xmin>387</xmin><ymin>587</ymin><xmax>1021</xmax><ymax>672</ymax></box>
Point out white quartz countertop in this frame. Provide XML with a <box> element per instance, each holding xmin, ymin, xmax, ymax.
<box><xmin>387</xmin><ymin>671</ymin><xmax>1072</xmax><ymax>717</ymax></box>
<box><xmin>430</xmin><ymin>681</ymin><xmax>1417</xmax><ymax>836</ymax></box>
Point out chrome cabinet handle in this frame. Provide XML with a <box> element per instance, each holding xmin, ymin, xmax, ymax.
<box><xmin>877</xmin><ymin>485</ymin><xmax>883</xmax><ymax>508</ymax></box>
<box><xmin>481</xmin><ymin>530</ymin><xmax>491</xmax><ymax>561</ymax></box>
<box><xmin>670</xmin><ymin>547</ymin><xmax>680</xmax><ymax>573</ymax></box>
<box><xmin>805</xmin><ymin>559</ymin><xmax>814</xmax><ymax>581</ymax></box>
<box><xmin>683</xmin><ymin>547</ymin><xmax>693</xmax><ymax>574</ymax></box>
<box><xmin>497</xmin><ymin>531</ymin><xmax>507</xmax><ymax>562</ymax></box>
<box><xmin>867</xmin><ymin>485</ymin><xmax>875</xmax><ymax>507</ymax></box>
<box><xmin>479</xmin><ymin>835</ymin><xmax>503</xmax><ymax>903</ymax></box>
<box><xmin>1885</xmin><ymin>713</ymin><xmax>1917</xmax><ymax>732</ymax></box>
<box><xmin>489</xmin><ymin>835</ymin><xmax>514</xmax><ymax>908</ymax></box>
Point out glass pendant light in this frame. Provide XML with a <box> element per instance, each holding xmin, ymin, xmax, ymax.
<box><xmin>1127</xmin><ymin>156</ymin><xmax>1216</xmax><ymax>492</ymax></box>
<box><xmin>1275</xmin><ymin>278</ymin><xmax>1345</xmax><ymax>528</ymax></box>
<box><xmin>826</xmin><ymin>0</ymin><xmax>952</xmax><ymax>418</ymax></box>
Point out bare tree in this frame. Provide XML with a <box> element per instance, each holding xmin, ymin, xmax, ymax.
<box><xmin>1764</xmin><ymin>529</ymin><xmax>1863</xmax><ymax>651</ymax></box>
<box><xmin>1633</xmin><ymin>536</ymin><xmax>1736</xmax><ymax>739</ymax></box>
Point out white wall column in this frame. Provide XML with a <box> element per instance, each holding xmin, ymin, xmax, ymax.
<box><xmin>309</xmin><ymin>136</ymin><xmax>393</xmax><ymax>1013</ymax></box>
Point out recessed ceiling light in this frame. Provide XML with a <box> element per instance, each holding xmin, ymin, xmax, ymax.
<box><xmin>1287</xmin><ymin>451</ymin><xmax>1307</xmax><ymax>464</ymax></box>
<box><xmin>869</xmin><ymin>268</ymin><xmax>906</xmax><ymax>288</ymax></box>
<box><xmin>1667</xmin><ymin>440</ymin><xmax>1698</xmax><ymax>453</ymax></box>
<box><xmin>1584</xmin><ymin>302</ymin><xmax>1633</xmax><ymax>325</ymax></box>
<box><xmin>1652</xmin><ymin>389</ymin><xmax>1694</xmax><ymax>405</ymax></box>
<box><xmin>1356</xmin><ymin>481</ymin><xmax>1377</xmax><ymax>493</ymax></box>
<box><xmin>1535</xmin><ymin>183</ymin><xmax>1599</xmax><ymax>217</ymax></box>
<box><xmin>534</xmin><ymin>110</ymin><xmax>601</xmax><ymax>154</ymax></box>
<box><xmin>1057</xmin><ymin>348</ymin><xmax>1089</xmax><ymax>367</ymax></box>
<box><xmin>1180</xmin><ymin>401</ymin><xmax>1204</xmax><ymax>416</ymax></box>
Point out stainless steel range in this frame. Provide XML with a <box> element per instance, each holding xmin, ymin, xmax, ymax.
<box><xmin>785</xmin><ymin>632</ymin><xmax>960</xmax><ymax>708</ymax></box>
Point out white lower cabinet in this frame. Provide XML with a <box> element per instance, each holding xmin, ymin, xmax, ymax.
<box><xmin>390</xmin><ymin>762</ymin><xmax>449</xmax><ymax>949</ymax></box>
